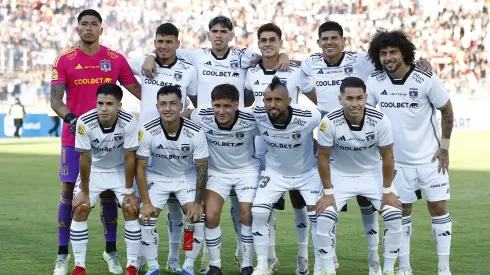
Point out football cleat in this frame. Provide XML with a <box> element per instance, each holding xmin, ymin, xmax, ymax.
<box><xmin>268</xmin><ymin>257</ymin><xmax>279</xmax><ymax>273</ymax></box>
<box><xmin>53</xmin><ymin>254</ymin><xmax>71</xmax><ymax>275</ymax></box>
<box><xmin>205</xmin><ymin>266</ymin><xmax>222</xmax><ymax>275</ymax></box>
<box><xmin>313</xmin><ymin>267</ymin><xmax>335</xmax><ymax>275</ymax></box>
<box><xmin>103</xmin><ymin>251</ymin><xmax>123</xmax><ymax>274</ymax></box>
<box><xmin>241</xmin><ymin>266</ymin><xmax>254</xmax><ymax>275</ymax></box>
<box><xmin>71</xmin><ymin>266</ymin><xmax>86</xmax><ymax>275</ymax></box>
<box><xmin>251</xmin><ymin>267</ymin><xmax>269</xmax><ymax>275</ymax></box>
<box><xmin>165</xmin><ymin>258</ymin><xmax>182</xmax><ymax>274</ymax></box>
<box><xmin>395</xmin><ymin>267</ymin><xmax>412</xmax><ymax>275</ymax></box>
<box><xmin>383</xmin><ymin>272</ymin><xmax>395</xmax><ymax>275</ymax></box>
<box><xmin>126</xmin><ymin>266</ymin><xmax>138</xmax><ymax>275</ymax></box>
<box><xmin>296</xmin><ymin>256</ymin><xmax>309</xmax><ymax>275</ymax></box>
<box><xmin>199</xmin><ymin>252</ymin><xmax>210</xmax><ymax>274</ymax></box>
<box><xmin>368</xmin><ymin>261</ymin><xmax>382</xmax><ymax>275</ymax></box>
<box><xmin>142</xmin><ymin>265</ymin><xmax>159</xmax><ymax>275</ymax></box>
<box><xmin>182</xmin><ymin>266</ymin><xmax>196</xmax><ymax>275</ymax></box>
<box><xmin>438</xmin><ymin>267</ymin><xmax>451</xmax><ymax>275</ymax></box>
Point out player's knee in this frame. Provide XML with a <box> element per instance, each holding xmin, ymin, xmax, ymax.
<box><xmin>316</xmin><ymin>207</ymin><xmax>337</xmax><ymax>233</ymax></box>
<box><xmin>427</xmin><ymin>200</ymin><xmax>448</xmax><ymax>216</ymax></box>
<box><xmin>204</xmin><ymin>210</ymin><xmax>220</xmax><ymax>226</ymax></box>
<box><xmin>402</xmin><ymin>203</ymin><xmax>413</xmax><ymax>216</ymax></box>
<box><xmin>240</xmin><ymin>208</ymin><xmax>253</xmax><ymax>226</ymax></box>
<box><xmin>73</xmin><ymin>204</ymin><xmax>91</xmax><ymax>220</ymax></box>
<box><xmin>356</xmin><ymin>195</ymin><xmax>372</xmax><ymax>207</ymax></box>
<box><xmin>62</xmin><ymin>182</ymin><xmax>75</xmax><ymax>195</ymax></box>
<box><xmin>251</xmin><ymin>204</ymin><xmax>271</xmax><ymax>224</ymax></box>
<box><xmin>381</xmin><ymin>207</ymin><xmax>402</xmax><ymax>230</ymax></box>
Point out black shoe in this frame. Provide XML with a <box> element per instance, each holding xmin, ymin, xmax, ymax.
<box><xmin>273</xmin><ymin>196</ymin><xmax>285</xmax><ymax>210</ymax></box>
<box><xmin>206</xmin><ymin>266</ymin><xmax>222</xmax><ymax>275</ymax></box>
<box><xmin>241</xmin><ymin>266</ymin><xmax>253</xmax><ymax>275</ymax></box>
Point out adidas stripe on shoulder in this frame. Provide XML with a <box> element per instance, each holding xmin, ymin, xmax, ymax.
<box><xmin>327</xmin><ymin>109</ymin><xmax>343</xmax><ymax>120</ymax></box>
<box><xmin>183</xmin><ymin>119</ymin><xmax>201</xmax><ymax>132</ymax></box>
<box><xmin>365</xmin><ymin>108</ymin><xmax>384</xmax><ymax>120</ymax></box>
<box><xmin>80</xmin><ymin>110</ymin><xmax>98</xmax><ymax>123</ymax></box>
<box><xmin>254</xmin><ymin>106</ymin><xmax>267</xmax><ymax>114</ymax></box>
<box><xmin>414</xmin><ymin>65</ymin><xmax>433</xmax><ymax>78</ymax></box>
<box><xmin>118</xmin><ymin>110</ymin><xmax>133</xmax><ymax>122</ymax></box>
<box><xmin>292</xmin><ymin>108</ymin><xmax>312</xmax><ymax>117</ymax></box>
<box><xmin>144</xmin><ymin>117</ymin><xmax>160</xmax><ymax>131</ymax></box>
<box><xmin>199</xmin><ymin>108</ymin><xmax>214</xmax><ymax>116</ymax></box>
<box><xmin>238</xmin><ymin>110</ymin><xmax>255</xmax><ymax>121</ymax></box>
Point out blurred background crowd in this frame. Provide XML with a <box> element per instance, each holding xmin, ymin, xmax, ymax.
<box><xmin>0</xmin><ymin>0</ymin><xmax>488</xmax><ymax>112</ymax></box>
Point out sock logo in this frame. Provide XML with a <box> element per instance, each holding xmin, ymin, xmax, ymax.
<box><xmin>390</xmin><ymin>248</ymin><xmax>400</xmax><ymax>254</ymax></box>
<box><xmin>438</xmin><ymin>231</ymin><xmax>451</xmax><ymax>237</ymax></box>
<box><xmin>318</xmin><ymin>249</ymin><xmax>328</xmax><ymax>254</ymax></box>
<box><xmin>366</xmin><ymin>229</ymin><xmax>378</xmax><ymax>235</ymax></box>
<box><xmin>296</xmin><ymin>223</ymin><xmax>307</xmax><ymax>229</ymax></box>
<box><xmin>141</xmin><ymin>241</ymin><xmax>150</xmax><ymax>246</ymax></box>
<box><xmin>252</xmin><ymin>232</ymin><xmax>263</xmax><ymax>236</ymax></box>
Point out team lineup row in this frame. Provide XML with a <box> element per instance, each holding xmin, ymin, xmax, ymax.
<box><xmin>49</xmin><ymin>9</ymin><xmax>454</xmax><ymax>275</ymax></box>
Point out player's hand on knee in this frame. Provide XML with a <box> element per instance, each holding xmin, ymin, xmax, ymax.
<box><xmin>381</xmin><ymin>192</ymin><xmax>402</xmax><ymax>210</ymax></box>
<box><xmin>141</xmin><ymin>56</ymin><xmax>157</xmax><ymax>79</ymax></box>
<box><xmin>187</xmin><ymin>203</ymin><xmax>203</xmax><ymax>222</ymax></box>
<box><xmin>316</xmin><ymin>194</ymin><xmax>337</xmax><ymax>214</ymax></box>
<box><xmin>140</xmin><ymin>202</ymin><xmax>158</xmax><ymax>224</ymax></box>
<box><xmin>73</xmin><ymin>191</ymin><xmax>90</xmax><ymax>209</ymax></box>
<box><xmin>122</xmin><ymin>193</ymin><xmax>139</xmax><ymax>211</ymax></box>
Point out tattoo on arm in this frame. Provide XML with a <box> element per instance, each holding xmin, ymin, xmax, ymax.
<box><xmin>441</xmin><ymin>108</ymin><xmax>453</xmax><ymax>139</ymax></box>
<box><xmin>50</xmin><ymin>84</ymin><xmax>66</xmax><ymax>112</ymax></box>
<box><xmin>194</xmin><ymin>161</ymin><xmax>208</xmax><ymax>204</ymax></box>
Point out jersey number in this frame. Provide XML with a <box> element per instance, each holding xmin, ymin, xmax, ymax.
<box><xmin>259</xmin><ymin>176</ymin><xmax>270</xmax><ymax>188</ymax></box>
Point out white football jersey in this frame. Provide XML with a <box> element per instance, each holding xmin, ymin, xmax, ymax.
<box><xmin>177</xmin><ymin>48</ymin><xmax>257</xmax><ymax>108</ymax></box>
<box><xmin>75</xmin><ymin>109</ymin><xmax>139</xmax><ymax>172</ymax></box>
<box><xmin>300</xmin><ymin>51</ymin><xmax>374</xmax><ymax>113</ymax></box>
<box><xmin>190</xmin><ymin>105</ymin><xmax>260</xmax><ymax>176</ymax></box>
<box><xmin>244</xmin><ymin>62</ymin><xmax>314</xmax><ymax>106</ymax></box>
<box><xmin>128</xmin><ymin>56</ymin><xmax>198</xmax><ymax>127</ymax></box>
<box><xmin>136</xmin><ymin>117</ymin><xmax>209</xmax><ymax>180</ymax></box>
<box><xmin>317</xmin><ymin>106</ymin><xmax>393</xmax><ymax>176</ymax></box>
<box><xmin>253</xmin><ymin>104</ymin><xmax>320</xmax><ymax>176</ymax></box>
<box><xmin>366</xmin><ymin>65</ymin><xmax>450</xmax><ymax>167</ymax></box>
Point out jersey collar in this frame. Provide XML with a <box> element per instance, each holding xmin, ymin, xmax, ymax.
<box><xmin>99</xmin><ymin>117</ymin><xmax>117</xmax><ymax>134</ymax></box>
<box><xmin>215</xmin><ymin>111</ymin><xmax>239</xmax><ymax>131</ymax></box>
<box><xmin>270</xmin><ymin>106</ymin><xmax>293</xmax><ymax>129</ymax></box>
<box><xmin>155</xmin><ymin>57</ymin><xmax>178</xmax><ymax>69</ymax></box>
<box><xmin>386</xmin><ymin>64</ymin><xmax>415</xmax><ymax>85</ymax></box>
<box><xmin>211</xmin><ymin>48</ymin><xmax>231</xmax><ymax>60</ymax></box>
<box><xmin>324</xmin><ymin>52</ymin><xmax>345</xmax><ymax>67</ymax></box>
<box><xmin>259</xmin><ymin>62</ymin><xmax>276</xmax><ymax>75</ymax></box>
<box><xmin>344</xmin><ymin>108</ymin><xmax>366</xmax><ymax>131</ymax></box>
<box><xmin>160</xmin><ymin>117</ymin><xmax>183</xmax><ymax>141</ymax></box>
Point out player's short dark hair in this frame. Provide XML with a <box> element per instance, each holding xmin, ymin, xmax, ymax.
<box><xmin>340</xmin><ymin>77</ymin><xmax>366</xmax><ymax>94</ymax></box>
<box><xmin>318</xmin><ymin>21</ymin><xmax>343</xmax><ymax>38</ymax></box>
<box><xmin>209</xmin><ymin>16</ymin><xmax>234</xmax><ymax>31</ymax></box>
<box><xmin>77</xmin><ymin>9</ymin><xmax>102</xmax><ymax>24</ymax></box>
<box><xmin>96</xmin><ymin>84</ymin><xmax>123</xmax><ymax>102</ymax></box>
<box><xmin>156</xmin><ymin>23</ymin><xmax>179</xmax><ymax>38</ymax></box>
<box><xmin>368</xmin><ymin>30</ymin><xmax>416</xmax><ymax>70</ymax></box>
<box><xmin>211</xmin><ymin>84</ymin><xmax>240</xmax><ymax>102</ymax></box>
<box><xmin>157</xmin><ymin>85</ymin><xmax>182</xmax><ymax>101</ymax></box>
<box><xmin>257</xmin><ymin>23</ymin><xmax>282</xmax><ymax>40</ymax></box>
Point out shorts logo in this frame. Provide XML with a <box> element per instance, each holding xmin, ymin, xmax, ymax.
<box><xmin>100</xmin><ymin>60</ymin><xmax>111</xmax><ymax>72</ymax></box>
<box><xmin>344</xmin><ymin>66</ymin><xmax>353</xmax><ymax>76</ymax></box>
<box><xmin>230</xmin><ymin>60</ymin><xmax>239</xmax><ymax>70</ymax></box>
<box><xmin>77</xmin><ymin>124</ymin><xmax>85</xmax><ymax>136</ymax></box>
<box><xmin>174</xmin><ymin>71</ymin><xmax>183</xmax><ymax>81</ymax></box>
<box><xmin>61</xmin><ymin>165</ymin><xmax>69</xmax><ymax>176</ymax></box>
<box><xmin>51</xmin><ymin>69</ymin><xmax>59</xmax><ymax>80</ymax></box>
<box><xmin>181</xmin><ymin>144</ymin><xmax>191</xmax><ymax>152</ymax></box>
<box><xmin>365</xmin><ymin>132</ymin><xmax>375</xmax><ymax>143</ymax></box>
<box><xmin>147</xmin><ymin>182</ymin><xmax>154</xmax><ymax>190</ymax></box>
<box><xmin>138</xmin><ymin>130</ymin><xmax>144</xmax><ymax>142</ymax></box>
<box><xmin>292</xmin><ymin>131</ymin><xmax>301</xmax><ymax>141</ymax></box>
<box><xmin>409</xmin><ymin>88</ymin><xmax>418</xmax><ymax>100</ymax></box>
<box><xmin>236</xmin><ymin>132</ymin><xmax>244</xmax><ymax>140</ymax></box>
<box><xmin>114</xmin><ymin>133</ymin><xmax>123</xmax><ymax>142</ymax></box>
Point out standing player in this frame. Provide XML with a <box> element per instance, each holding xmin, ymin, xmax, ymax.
<box><xmin>188</xmin><ymin>84</ymin><xmax>260</xmax><ymax>275</ymax></box>
<box><xmin>127</xmin><ymin>23</ymin><xmax>198</xmax><ymax>274</ymax></box>
<box><xmin>316</xmin><ymin>77</ymin><xmax>402</xmax><ymax>275</ymax></box>
<box><xmin>50</xmin><ymin>9</ymin><xmax>141</xmax><ymax>275</ymax></box>
<box><xmin>251</xmin><ymin>77</ymin><xmax>326</xmax><ymax>275</ymax></box>
<box><xmin>136</xmin><ymin>86</ymin><xmax>209</xmax><ymax>275</ymax></box>
<box><xmin>366</xmin><ymin>30</ymin><xmax>454</xmax><ymax>275</ymax></box>
<box><xmin>244</xmin><ymin>22</ymin><xmax>317</xmax><ymax>274</ymax></box>
<box><xmin>71</xmin><ymin>84</ymin><xmax>140</xmax><ymax>275</ymax></box>
<box><xmin>140</xmin><ymin>16</ymin><xmax>290</xmax><ymax>273</ymax></box>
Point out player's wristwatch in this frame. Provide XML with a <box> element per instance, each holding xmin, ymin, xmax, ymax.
<box><xmin>125</xmin><ymin>188</ymin><xmax>134</xmax><ymax>195</ymax></box>
<box><xmin>323</xmin><ymin>188</ymin><xmax>334</xmax><ymax>196</ymax></box>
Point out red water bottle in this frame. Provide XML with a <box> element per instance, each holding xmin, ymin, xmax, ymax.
<box><xmin>182</xmin><ymin>221</ymin><xmax>195</xmax><ymax>251</ymax></box>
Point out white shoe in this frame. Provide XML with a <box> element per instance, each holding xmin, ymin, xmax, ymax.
<box><xmin>199</xmin><ymin>251</ymin><xmax>210</xmax><ymax>274</ymax></box>
<box><xmin>53</xmin><ymin>254</ymin><xmax>71</xmax><ymax>275</ymax></box>
<box><xmin>268</xmin><ymin>257</ymin><xmax>280</xmax><ymax>273</ymax></box>
<box><xmin>438</xmin><ymin>267</ymin><xmax>451</xmax><ymax>275</ymax></box>
<box><xmin>395</xmin><ymin>267</ymin><xmax>413</xmax><ymax>275</ymax></box>
<box><xmin>102</xmin><ymin>251</ymin><xmax>123</xmax><ymax>274</ymax></box>
<box><xmin>296</xmin><ymin>256</ymin><xmax>309</xmax><ymax>275</ymax></box>
<box><xmin>252</xmin><ymin>267</ymin><xmax>270</xmax><ymax>275</ymax></box>
<box><xmin>368</xmin><ymin>261</ymin><xmax>382</xmax><ymax>275</ymax></box>
<box><xmin>165</xmin><ymin>258</ymin><xmax>182</xmax><ymax>274</ymax></box>
<box><xmin>313</xmin><ymin>267</ymin><xmax>335</xmax><ymax>275</ymax></box>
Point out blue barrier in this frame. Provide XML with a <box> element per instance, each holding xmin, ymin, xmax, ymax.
<box><xmin>0</xmin><ymin>113</ymin><xmax>61</xmax><ymax>138</ymax></box>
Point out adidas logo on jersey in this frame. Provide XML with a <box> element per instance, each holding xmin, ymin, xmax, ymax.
<box><xmin>317</xmin><ymin>69</ymin><xmax>325</xmax><ymax>75</ymax></box>
<box><xmin>262</xmin><ymin>131</ymin><xmax>269</xmax><ymax>136</ymax></box>
<box><xmin>338</xmin><ymin>136</ymin><xmax>346</xmax><ymax>141</ymax></box>
<box><xmin>381</xmin><ymin>90</ymin><xmax>388</xmax><ymax>95</ymax></box>
<box><xmin>254</xmin><ymin>80</ymin><xmax>260</xmax><ymax>85</ymax></box>
<box><xmin>92</xmin><ymin>138</ymin><xmax>99</xmax><ymax>143</ymax></box>
<box><xmin>205</xmin><ymin>61</ymin><xmax>212</xmax><ymax>66</ymax></box>
<box><xmin>156</xmin><ymin>144</ymin><xmax>164</xmax><ymax>149</ymax></box>
<box><xmin>75</xmin><ymin>64</ymin><xmax>83</xmax><ymax>70</ymax></box>
<box><xmin>207</xmin><ymin>130</ymin><xmax>214</xmax><ymax>135</ymax></box>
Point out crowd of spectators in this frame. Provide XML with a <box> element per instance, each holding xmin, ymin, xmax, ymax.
<box><xmin>0</xmin><ymin>0</ymin><xmax>488</xmax><ymax>108</ymax></box>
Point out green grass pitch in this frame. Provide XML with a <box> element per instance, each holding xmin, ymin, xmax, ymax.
<box><xmin>0</xmin><ymin>132</ymin><xmax>489</xmax><ymax>274</ymax></box>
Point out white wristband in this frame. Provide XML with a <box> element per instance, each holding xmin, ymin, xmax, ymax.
<box><xmin>440</xmin><ymin>138</ymin><xmax>450</xmax><ymax>150</ymax></box>
<box><xmin>125</xmin><ymin>188</ymin><xmax>134</xmax><ymax>195</ymax></box>
<box><xmin>323</xmin><ymin>188</ymin><xmax>334</xmax><ymax>196</ymax></box>
<box><xmin>148</xmin><ymin>52</ymin><xmax>157</xmax><ymax>59</ymax></box>
<box><xmin>383</xmin><ymin>186</ymin><xmax>393</xmax><ymax>194</ymax></box>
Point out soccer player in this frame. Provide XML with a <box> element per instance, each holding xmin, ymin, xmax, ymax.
<box><xmin>70</xmin><ymin>84</ymin><xmax>140</xmax><ymax>275</ymax></box>
<box><xmin>50</xmin><ymin>9</ymin><xmax>141</xmax><ymax>275</ymax></box>
<box><xmin>244</xmin><ymin>22</ymin><xmax>317</xmax><ymax>274</ymax></box>
<box><xmin>135</xmin><ymin>86</ymin><xmax>209</xmax><ymax>275</ymax></box>
<box><xmin>316</xmin><ymin>77</ymin><xmax>402</xmax><ymax>275</ymax></box>
<box><xmin>127</xmin><ymin>22</ymin><xmax>198</xmax><ymax>274</ymax></box>
<box><xmin>187</xmin><ymin>84</ymin><xmax>260</xmax><ymax>275</ymax></box>
<box><xmin>366</xmin><ymin>30</ymin><xmax>454</xmax><ymax>275</ymax></box>
<box><xmin>141</xmin><ymin>16</ymin><xmax>290</xmax><ymax>273</ymax></box>
<box><xmin>251</xmin><ymin>77</ymin><xmax>325</xmax><ymax>275</ymax></box>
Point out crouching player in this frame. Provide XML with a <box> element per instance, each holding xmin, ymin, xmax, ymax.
<box><xmin>71</xmin><ymin>84</ymin><xmax>141</xmax><ymax>275</ymax></box>
<box><xmin>316</xmin><ymin>77</ymin><xmax>402</xmax><ymax>275</ymax></box>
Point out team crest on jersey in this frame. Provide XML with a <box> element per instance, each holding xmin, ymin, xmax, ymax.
<box><xmin>181</xmin><ymin>144</ymin><xmax>191</xmax><ymax>152</ymax></box>
<box><xmin>51</xmin><ymin>69</ymin><xmax>58</xmax><ymax>80</ymax></box>
<box><xmin>344</xmin><ymin>66</ymin><xmax>353</xmax><ymax>76</ymax></box>
<box><xmin>236</xmin><ymin>132</ymin><xmax>244</xmax><ymax>140</ymax></box>
<box><xmin>365</xmin><ymin>132</ymin><xmax>375</xmax><ymax>143</ymax></box>
<box><xmin>77</xmin><ymin>124</ymin><xmax>85</xmax><ymax>136</ymax></box>
<box><xmin>174</xmin><ymin>71</ymin><xmax>183</xmax><ymax>81</ymax></box>
<box><xmin>114</xmin><ymin>133</ymin><xmax>123</xmax><ymax>142</ymax></box>
<box><xmin>61</xmin><ymin>165</ymin><xmax>69</xmax><ymax>176</ymax></box>
<box><xmin>408</xmin><ymin>88</ymin><xmax>418</xmax><ymax>100</ymax></box>
<box><xmin>279</xmin><ymin>78</ymin><xmax>287</xmax><ymax>85</ymax></box>
<box><xmin>230</xmin><ymin>60</ymin><xmax>239</xmax><ymax>70</ymax></box>
<box><xmin>100</xmin><ymin>60</ymin><xmax>111</xmax><ymax>72</ymax></box>
<box><xmin>292</xmin><ymin>131</ymin><xmax>301</xmax><ymax>141</ymax></box>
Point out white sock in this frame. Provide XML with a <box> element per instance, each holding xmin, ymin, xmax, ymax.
<box><xmin>240</xmin><ymin>224</ymin><xmax>254</xmax><ymax>268</ymax></box>
<box><xmin>399</xmin><ymin>216</ymin><xmax>412</xmax><ymax>269</ymax></box>
<box><xmin>308</xmin><ymin>211</ymin><xmax>319</xmax><ymax>269</ymax></box>
<box><xmin>432</xmin><ymin>213</ymin><xmax>452</xmax><ymax>269</ymax></box>
<box><xmin>183</xmin><ymin>217</ymin><xmax>205</xmax><ymax>269</ymax></box>
<box><xmin>140</xmin><ymin>218</ymin><xmax>159</xmax><ymax>268</ymax></box>
<box><xmin>360</xmin><ymin>205</ymin><xmax>380</xmax><ymax>263</ymax></box>
<box><xmin>205</xmin><ymin>226</ymin><xmax>222</xmax><ymax>268</ymax></box>
<box><xmin>229</xmin><ymin>192</ymin><xmax>242</xmax><ymax>256</ymax></box>
<box><xmin>316</xmin><ymin>207</ymin><xmax>337</xmax><ymax>272</ymax></box>
<box><xmin>294</xmin><ymin>207</ymin><xmax>309</xmax><ymax>259</ymax></box>
<box><xmin>381</xmin><ymin>209</ymin><xmax>402</xmax><ymax>273</ymax></box>
<box><xmin>268</xmin><ymin>208</ymin><xmax>277</xmax><ymax>260</ymax></box>
<box><xmin>252</xmin><ymin>204</ymin><xmax>272</xmax><ymax>270</ymax></box>
<box><xmin>166</xmin><ymin>198</ymin><xmax>184</xmax><ymax>262</ymax></box>
<box><xmin>125</xmin><ymin>220</ymin><xmax>141</xmax><ymax>267</ymax></box>
<box><xmin>70</xmin><ymin>220</ymin><xmax>88</xmax><ymax>268</ymax></box>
